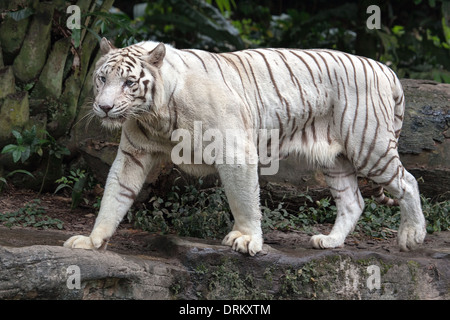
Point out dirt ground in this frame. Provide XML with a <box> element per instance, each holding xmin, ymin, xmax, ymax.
<box><xmin>0</xmin><ymin>187</ymin><xmax>146</xmax><ymax>255</ymax></box>
<box><xmin>1</xmin><ymin>186</ymin><xmax>448</xmax><ymax>259</ymax></box>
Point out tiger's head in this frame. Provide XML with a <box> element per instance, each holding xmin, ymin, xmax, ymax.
<box><xmin>92</xmin><ymin>38</ymin><xmax>166</xmax><ymax>129</ymax></box>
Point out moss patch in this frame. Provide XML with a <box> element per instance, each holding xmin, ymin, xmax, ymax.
<box><xmin>176</xmin><ymin>251</ymin><xmax>440</xmax><ymax>300</ymax></box>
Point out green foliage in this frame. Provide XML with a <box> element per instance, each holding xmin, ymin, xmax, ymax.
<box><xmin>357</xmin><ymin>196</ymin><xmax>450</xmax><ymax>237</ymax></box>
<box><xmin>83</xmin><ymin>10</ymin><xmax>139</xmax><ymax>46</ymax></box>
<box><xmin>1</xmin><ymin>125</ymin><xmax>69</xmax><ymax>164</ymax></box>
<box><xmin>54</xmin><ymin>169</ymin><xmax>89</xmax><ymax>210</ymax></box>
<box><xmin>1</xmin><ymin>126</ymin><xmax>46</xmax><ymax>163</ymax></box>
<box><xmin>0</xmin><ymin>126</ymin><xmax>42</xmax><ymax>191</ymax></box>
<box><xmin>0</xmin><ymin>169</ymin><xmax>35</xmax><ymax>192</ymax></box>
<box><xmin>262</xmin><ymin>196</ymin><xmax>337</xmax><ymax>233</ymax></box>
<box><xmin>264</xmin><ymin>3</ymin><xmax>359</xmax><ymax>51</ymax></box>
<box><xmin>0</xmin><ymin>199</ymin><xmax>63</xmax><ymax>230</ymax></box>
<box><xmin>205</xmin><ymin>0</ymin><xmax>236</xmax><ymax>15</ymax></box>
<box><xmin>142</xmin><ymin>0</ymin><xmax>244</xmax><ymax>51</ymax></box>
<box><xmin>357</xmin><ymin>199</ymin><xmax>401</xmax><ymax>238</ymax></box>
<box><xmin>99</xmin><ymin>0</ymin><xmax>449</xmax><ymax>82</ymax></box>
<box><xmin>96</xmin><ymin>0</ymin><xmax>244</xmax><ymax>51</ymax></box>
<box><xmin>130</xmin><ymin>180</ymin><xmax>233</xmax><ymax>239</ymax></box>
<box><xmin>280</xmin><ymin>263</ymin><xmax>319</xmax><ymax>298</ymax></box>
<box><xmin>55</xmin><ymin>169</ymin><xmax>86</xmax><ymax>193</ymax></box>
<box><xmin>0</xmin><ymin>126</ymin><xmax>70</xmax><ymax>193</ymax></box>
<box><xmin>44</xmin><ymin>132</ymin><xmax>71</xmax><ymax>161</ymax></box>
<box><xmin>128</xmin><ymin>182</ymin><xmax>450</xmax><ymax>240</ymax></box>
<box><xmin>69</xmin><ymin>26</ymin><xmax>81</xmax><ymax>49</ymax></box>
<box><xmin>422</xmin><ymin>195</ymin><xmax>450</xmax><ymax>233</ymax></box>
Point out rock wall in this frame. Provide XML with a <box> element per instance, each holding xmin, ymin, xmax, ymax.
<box><xmin>0</xmin><ymin>0</ymin><xmax>114</xmax><ymax>190</ymax></box>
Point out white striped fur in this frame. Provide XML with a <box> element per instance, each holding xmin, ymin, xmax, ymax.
<box><xmin>64</xmin><ymin>38</ymin><xmax>426</xmax><ymax>254</ymax></box>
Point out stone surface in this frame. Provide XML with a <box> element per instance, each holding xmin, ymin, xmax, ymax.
<box><xmin>0</xmin><ymin>42</ymin><xmax>3</xmax><ymax>68</ymax></box>
<box><xmin>0</xmin><ymin>226</ymin><xmax>448</xmax><ymax>300</ymax></box>
<box><xmin>0</xmin><ymin>66</ymin><xmax>15</xmax><ymax>99</ymax></box>
<box><xmin>0</xmin><ymin>91</ymin><xmax>29</xmax><ymax>143</ymax></box>
<box><xmin>12</xmin><ymin>2</ymin><xmax>53</xmax><ymax>83</ymax></box>
<box><xmin>33</xmin><ymin>37</ymin><xmax>71</xmax><ymax>99</ymax></box>
<box><xmin>0</xmin><ymin>14</ymin><xmax>30</xmax><ymax>61</ymax></box>
<box><xmin>397</xmin><ymin>79</ymin><xmax>450</xmax><ymax>198</ymax></box>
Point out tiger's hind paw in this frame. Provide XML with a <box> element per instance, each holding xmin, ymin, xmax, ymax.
<box><xmin>398</xmin><ymin>222</ymin><xmax>426</xmax><ymax>252</ymax></box>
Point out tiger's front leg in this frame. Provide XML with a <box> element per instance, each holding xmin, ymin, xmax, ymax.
<box><xmin>217</xmin><ymin>162</ymin><xmax>263</xmax><ymax>256</ymax></box>
<box><xmin>64</xmin><ymin>143</ymin><xmax>154</xmax><ymax>250</ymax></box>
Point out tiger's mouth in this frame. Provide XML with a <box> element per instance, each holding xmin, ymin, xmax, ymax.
<box><xmin>93</xmin><ymin>103</ymin><xmax>128</xmax><ymax>128</ymax></box>
<box><xmin>99</xmin><ymin>114</ymin><xmax>127</xmax><ymax>129</ymax></box>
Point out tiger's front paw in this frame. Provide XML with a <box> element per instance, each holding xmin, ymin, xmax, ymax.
<box><xmin>63</xmin><ymin>234</ymin><xmax>106</xmax><ymax>250</ymax></box>
<box><xmin>310</xmin><ymin>234</ymin><xmax>344</xmax><ymax>249</ymax></box>
<box><xmin>222</xmin><ymin>231</ymin><xmax>263</xmax><ymax>256</ymax></box>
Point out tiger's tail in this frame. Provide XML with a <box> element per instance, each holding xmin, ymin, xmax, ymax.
<box><xmin>372</xmin><ymin>185</ymin><xmax>399</xmax><ymax>206</ymax></box>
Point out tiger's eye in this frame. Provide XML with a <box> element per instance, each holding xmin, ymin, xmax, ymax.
<box><xmin>100</xmin><ymin>76</ymin><xmax>106</xmax><ymax>83</ymax></box>
<box><xmin>125</xmin><ymin>80</ymin><xmax>134</xmax><ymax>87</ymax></box>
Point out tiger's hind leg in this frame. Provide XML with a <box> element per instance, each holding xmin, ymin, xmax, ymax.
<box><xmin>310</xmin><ymin>156</ymin><xmax>364</xmax><ymax>249</ymax></box>
<box><xmin>367</xmin><ymin>159</ymin><xmax>426</xmax><ymax>251</ymax></box>
<box><xmin>396</xmin><ymin>170</ymin><xmax>426</xmax><ymax>251</ymax></box>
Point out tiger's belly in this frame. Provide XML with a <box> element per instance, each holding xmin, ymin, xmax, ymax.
<box><xmin>177</xmin><ymin>163</ymin><xmax>218</xmax><ymax>177</ymax></box>
<box><xmin>278</xmin><ymin>116</ymin><xmax>344</xmax><ymax>168</ymax></box>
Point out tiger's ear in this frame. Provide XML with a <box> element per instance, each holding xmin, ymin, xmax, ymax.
<box><xmin>145</xmin><ymin>43</ymin><xmax>166</xmax><ymax>68</ymax></box>
<box><xmin>100</xmin><ymin>37</ymin><xmax>116</xmax><ymax>55</ymax></box>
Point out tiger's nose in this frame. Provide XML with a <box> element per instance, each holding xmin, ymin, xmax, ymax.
<box><xmin>99</xmin><ymin>105</ymin><xmax>113</xmax><ymax>115</ymax></box>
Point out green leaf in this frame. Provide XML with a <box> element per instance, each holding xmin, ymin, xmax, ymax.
<box><xmin>11</xmin><ymin>130</ymin><xmax>22</xmax><ymax>143</ymax></box>
<box><xmin>71</xmin><ymin>175</ymin><xmax>87</xmax><ymax>209</ymax></box>
<box><xmin>81</xmin><ymin>25</ymin><xmax>102</xmax><ymax>43</ymax></box>
<box><xmin>20</xmin><ymin>146</ymin><xmax>31</xmax><ymax>163</ymax></box>
<box><xmin>1</xmin><ymin>144</ymin><xmax>17</xmax><ymax>154</ymax></box>
<box><xmin>5</xmin><ymin>8</ymin><xmax>35</xmax><ymax>21</ymax></box>
<box><xmin>54</xmin><ymin>184</ymin><xmax>72</xmax><ymax>194</ymax></box>
<box><xmin>71</xmin><ymin>28</ymin><xmax>81</xmax><ymax>48</ymax></box>
<box><xmin>392</xmin><ymin>25</ymin><xmax>405</xmax><ymax>36</ymax></box>
<box><xmin>12</xmin><ymin>149</ymin><xmax>22</xmax><ymax>163</ymax></box>
<box><xmin>6</xmin><ymin>170</ymin><xmax>35</xmax><ymax>179</ymax></box>
<box><xmin>145</xmin><ymin>0</ymin><xmax>244</xmax><ymax>51</ymax></box>
<box><xmin>442</xmin><ymin>14</ymin><xmax>450</xmax><ymax>45</ymax></box>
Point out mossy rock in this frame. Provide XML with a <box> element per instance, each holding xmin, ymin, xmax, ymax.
<box><xmin>0</xmin><ymin>91</ymin><xmax>29</xmax><ymax>143</ymax></box>
<box><xmin>49</xmin><ymin>76</ymin><xmax>81</xmax><ymax>138</ymax></box>
<box><xmin>176</xmin><ymin>240</ymin><xmax>448</xmax><ymax>300</ymax></box>
<box><xmin>0</xmin><ymin>15</ymin><xmax>30</xmax><ymax>63</ymax></box>
<box><xmin>32</xmin><ymin>37</ymin><xmax>71</xmax><ymax>99</ymax></box>
<box><xmin>0</xmin><ymin>42</ymin><xmax>3</xmax><ymax>68</ymax></box>
<box><xmin>0</xmin><ymin>66</ymin><xmax>15</xmax><ymax>99</ymax></box>
<box><xmin>399</xmin><ymin>79</ymin><xmax>450</xmax><ymax>154</ymax></box>
<box><xmin>12</xmin><ymin>2</ymin><xmax>53</xmax><ymax>83</ymax></box>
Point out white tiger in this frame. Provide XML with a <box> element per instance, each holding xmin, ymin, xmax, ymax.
<box><xmin>64</xmin><ymin>38</ymin><xmax>426</xmax><ymax>255</ymax></box>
